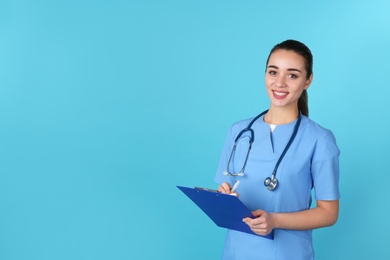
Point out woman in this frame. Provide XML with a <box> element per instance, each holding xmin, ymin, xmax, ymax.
<box><xmin>215</xmin><ymin>40</ymin><xmax>340</xmax><ymax>259</ymax></box>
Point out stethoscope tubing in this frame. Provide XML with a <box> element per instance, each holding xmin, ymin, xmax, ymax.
<box><xmin>224</xmin><ymin>109</ymin><xmax>302</xmax><ymax>190</ymax></box>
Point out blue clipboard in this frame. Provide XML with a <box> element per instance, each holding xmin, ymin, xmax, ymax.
<box><xmin>177</xmin><ymin>186</ymin><xmax>274</xmax><ymax>239</ymax></box>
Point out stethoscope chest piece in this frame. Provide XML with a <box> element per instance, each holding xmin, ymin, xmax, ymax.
<box><xmin>264</xmin><ymin>176</ymin><xmax>278</xmax><ymax>191</ymax></box>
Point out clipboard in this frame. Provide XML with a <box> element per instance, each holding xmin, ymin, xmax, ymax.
<box><xmin>177</xmin><ymin>186</ymin><xmax>274</xmax><ymax>239</ymax></box>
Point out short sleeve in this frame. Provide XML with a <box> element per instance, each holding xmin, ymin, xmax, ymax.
<box><xmin>311</xmin><ymin>130</ymin><xmax>340</xmax><ymax>200</ymax></box>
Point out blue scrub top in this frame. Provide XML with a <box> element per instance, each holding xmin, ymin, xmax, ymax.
<box><xmin>215</xmin><ymin>114</ymin><xmax>340</xmax><ymax>260</ymax></box>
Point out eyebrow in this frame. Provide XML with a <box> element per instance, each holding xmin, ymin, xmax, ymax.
<box><xmin>267</xmin><ymin>65</ymin><xmax>302</xmax><ymax>73</ymax></box>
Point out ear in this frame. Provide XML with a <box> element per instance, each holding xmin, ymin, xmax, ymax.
<box><xmin>304</xmin><ymin>74</ymin><xmax>313</xmax><ymax>90</ymax></box>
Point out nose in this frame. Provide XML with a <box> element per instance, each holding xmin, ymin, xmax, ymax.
<box><xmin>275</xmin><ymin>75</ymin><xmax>286</xmax><ymax>88</ymax></box>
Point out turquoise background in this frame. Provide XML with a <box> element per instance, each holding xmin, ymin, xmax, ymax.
<box><xmin>1</xmin><ymin>0</ymin><xmax>389</xmax><ymax>259</ymax></box>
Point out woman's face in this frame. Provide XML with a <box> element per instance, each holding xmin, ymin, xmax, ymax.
<box><xmin>265</xmin><ymin>49</ymin><xmax>312</xmax><ymax>111</ymax></box>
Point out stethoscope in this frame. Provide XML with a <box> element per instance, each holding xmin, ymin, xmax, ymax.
<box><xmin>223</xmin><ymin>110</ymin><xmax>301</xmax><ymax>191</ymax></box>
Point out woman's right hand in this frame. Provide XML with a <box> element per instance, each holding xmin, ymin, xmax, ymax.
<box><xmin>218</xmin><ymin>182</ymin><xmax>239</xmax><ymax>197</ymax></box>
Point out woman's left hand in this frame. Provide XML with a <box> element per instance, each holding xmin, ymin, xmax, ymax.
<box><xmin>243</xmin><ymin>209</ymin><xmax>275</xmax><ymax>236</ymax></box>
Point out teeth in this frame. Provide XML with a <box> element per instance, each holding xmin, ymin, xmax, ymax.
<box><xmin>274</xmin><ymin>91</ymin><xmax>287</xmax><ymax>96</ymax></box>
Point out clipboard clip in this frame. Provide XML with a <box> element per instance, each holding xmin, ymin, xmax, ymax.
<box><xmin>194</xmin><ymin>187</ymin><xmax>220</xmax><ymax>193</ymax></box>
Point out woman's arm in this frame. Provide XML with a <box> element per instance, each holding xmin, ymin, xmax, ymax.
<box><xmin>243</xmin><ymin>200</ymin><xmax>339</xmax><ymax>236</ymax></box>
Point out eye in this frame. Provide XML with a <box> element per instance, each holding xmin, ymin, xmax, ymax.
<box><xmin>288</xmin><ymin>74</ymin><xmax>298</xmax><ymax>79</ymax></box>
<box><xmin>268</xmin><ymin>70</ymin><xmax>276</xmax><ymax>76</ymax></box>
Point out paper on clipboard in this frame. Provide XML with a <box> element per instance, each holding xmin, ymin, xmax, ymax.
<box><xmin>177</xmin><ymin>185</ymin><xmax>274</xmax><ymax>239</ymax></box>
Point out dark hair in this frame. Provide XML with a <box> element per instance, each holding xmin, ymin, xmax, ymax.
<box><xmin>266</xmin><ymin>39</ymin><xmax>313</xmax><ymax>117</ymax></box>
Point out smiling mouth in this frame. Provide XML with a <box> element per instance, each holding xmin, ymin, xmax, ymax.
<box><xmin>273</xmin><ymin>90</ymin><xmax>288</xmax><ymax>97</ymax></box>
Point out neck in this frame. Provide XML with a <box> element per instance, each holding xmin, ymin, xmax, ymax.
<box><xmin>264</xmin><ymin>107</ymin><xmax>299</xmax><ymax>125</ymax></box>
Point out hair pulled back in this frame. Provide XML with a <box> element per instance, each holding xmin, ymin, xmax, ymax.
<box><xmin>266</xmin><ymin>40</ymin><xmax>313</xmax><ymax>117</ymax></box>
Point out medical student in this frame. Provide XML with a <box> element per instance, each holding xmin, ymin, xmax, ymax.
<box><xmin>215</xmin><ymin>40</ymin><xmax>340</xmax><ymax>260</ymax></box>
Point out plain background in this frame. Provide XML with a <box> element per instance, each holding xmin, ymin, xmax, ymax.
<box><xmin>1</xmin><ymin>0</ymin><xmax>390</xmax><ymax>259</ymax></box>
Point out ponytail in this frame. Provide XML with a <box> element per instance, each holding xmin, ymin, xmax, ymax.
<box><xmin>298</xmin><ymin>89</ymin><xmax>309</xmax><ymax>117</ymax></box>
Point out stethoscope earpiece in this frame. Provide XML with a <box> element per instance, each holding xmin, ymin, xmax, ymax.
<box><xmin>224</xmin><ymin>171</ymin><xmax>244</xmax><ymax>177</ymax></box>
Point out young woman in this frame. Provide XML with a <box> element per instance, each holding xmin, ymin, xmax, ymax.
<box><xmin>215</xmin><ymin>40</ymin><xmax>340</xmax><ymax>259</ymax></box>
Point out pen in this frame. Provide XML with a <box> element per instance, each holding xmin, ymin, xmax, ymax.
<box><xmin>231</xmin><ymin>180</ymin><xmax>240</xmax><ymax>192</ymax></box>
